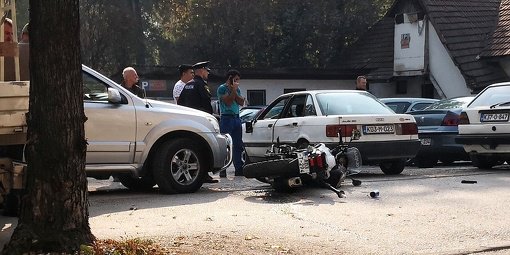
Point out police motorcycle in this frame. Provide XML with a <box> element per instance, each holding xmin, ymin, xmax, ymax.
<box><xmin>243</xmin><ymin>128</ymin><xmax>363</xmax><ymax>198</ymax></box>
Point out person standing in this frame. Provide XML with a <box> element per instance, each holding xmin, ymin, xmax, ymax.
<box><xmin>20</xmin><ymin>23</ymin><xmax>29</xmax><ymax>43</ymax></box>
<box><xmin>177</xmin><ymin>61</ymin><xmax>218</xmax><ymax>183</ymax></box>
<box><xmin>355</xmin><ymin>75</ymin><xmax>368</xmax><ymax>91</ymax></box>
<box><xmin>217</xmin><ymin>69</ymin><xmax>245</xmax><ymax>177</ymax></box>
<box><xmin>121</xmin><ymin>67</ymin><xmax>145</xmax><ymax>98</ymax></box>
<box><xmin>3</xmin><ymin>18</ymin><xmax>13</xmax><ymax>43</ymax></box>
<box><xmin>173</xmin><ymin>64</ymin><xmax>193</xmax><ymax>103</ymax></box>
<box><xmin>3</xmin><ymin>18</ymin><xmax>15</xmax><ymax>81</ymax></box>
<box><xmin>177</xmin><ymin>61</ymin><xmax>213</xmax><ymax>114</ymax></box>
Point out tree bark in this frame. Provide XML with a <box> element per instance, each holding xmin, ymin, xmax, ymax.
<box><xmin>3</xmin><ymin>0</ymin><xmax>94</xmax><ymax>254</ymax></box>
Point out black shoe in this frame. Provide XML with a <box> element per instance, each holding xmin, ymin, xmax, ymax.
<box><xmin>204</xmin><ymin>175</ymin><xmax>219</xmax><ymax>183</ymax></box>
<box><xmin>219</xmin><ymin>171</ymin><xmax>227</xmax><ymax>178</ymax></box>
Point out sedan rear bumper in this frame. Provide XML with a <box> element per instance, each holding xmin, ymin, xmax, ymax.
<box><xmin>245</xmin><ymin>140</ymin><xmax>421</xmax><ymax>164</ymax></box>
<box><xmin>337</xmin><ymin>140</ymin><xmax>421</xmax><ymax>163</ymax></box>
<box><xmin>418</xmin><ymin>132</ymin><xmax>468</xmax><ymax>159</ymax></box>
<box><xmin>456</xmin><ymin>134</ymin><xmax>510</xmax><ymax>154</ymax></box>
<box><xmin>456</xmin><ymin>135</ymin><xmax>510</xmax><ymax>145</ymax></box>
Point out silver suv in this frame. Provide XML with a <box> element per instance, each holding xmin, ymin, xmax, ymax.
<box><xmin>82</xmin><ymin>65</ymin><xmax>232</xmax><ymax>193</ymax></box>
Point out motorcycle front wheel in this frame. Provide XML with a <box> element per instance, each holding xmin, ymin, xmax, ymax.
<box><xmin>243</xmin><ymin>158</ymin><xmax>299</xmax><ymax>178</ymax></box>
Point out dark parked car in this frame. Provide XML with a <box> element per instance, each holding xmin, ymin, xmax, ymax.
<box><xmin>408</xmin><ymin>96</ymin><xmax>475</xmax><ymax>167</ymax></box>
<box><xmin>380</xmin><ymin>98</ymin><xmax>439</xmax><ymax>114</ymax></box>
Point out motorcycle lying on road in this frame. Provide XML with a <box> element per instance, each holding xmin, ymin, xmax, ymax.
<box><xmin>243</xmin><ymin>129</ymin><xmax>363</xmax><ymax>198</ymax></box>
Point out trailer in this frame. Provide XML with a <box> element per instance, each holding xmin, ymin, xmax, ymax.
<box><xmin>0</xmin><ymin>80</ymin><xmax>28</xmax><ymax>215</ymax></box>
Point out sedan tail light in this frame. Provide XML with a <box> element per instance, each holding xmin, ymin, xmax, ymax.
<box><xmin>441</xmin><ymin>112</ymin><xmax>460</xmax><ymax>126</ymax></box>
<box><xmin>396</xmin><ymin>123</ymin><xmax>418</xmax><ymax>135</ymax></box>
<box><xmin>326</xmin><ymin>124</ymin><xmax>358</xmax><ymax>138</ymax></box>
<box><xmin>458</xmin><ymin>112</ymin><xmax>470</xmax><ymax>125</ymax></box>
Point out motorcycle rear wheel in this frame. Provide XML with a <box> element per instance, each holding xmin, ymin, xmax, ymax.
<box><xmin>243</xmin><ymin>158</ymin><xmax>298</xmax><ymax>178</ymax></box>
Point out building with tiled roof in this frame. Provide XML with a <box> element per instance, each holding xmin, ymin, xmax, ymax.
<box><xmin>342</xmin><ymin>0</ymin><xmax>510</xmax><ymax>98</ymax></box>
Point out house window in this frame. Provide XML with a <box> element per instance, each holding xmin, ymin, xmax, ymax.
<box><xmin>247</xmin><ymin>90</ymin><xmax>266</xmax><ymax>106</ymax></box>
<box><xmin>396</xmin><ymin>80</ymin><xmax>407</xmax><ymax>94</ymax></box>
<box><xmin>284</xmin><ymin>88</ymin><xmax>306</xmax><ymax>94</ymax></box>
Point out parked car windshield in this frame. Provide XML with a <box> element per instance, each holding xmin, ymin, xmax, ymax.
<box><xmin>240</xmin><ymin>107</ymin><xmax>263</xmax><ymax>123</ymax></box>
<box><xmin>424</xmin><ymin>97</ymin><xmax>473</xmax><ymax>110</ymax></box>
<box><xmin>468</xmin><ymin>85</ymin><xmax>510</xmax><ymax>108</ymax></box>
<box><xmin>315</xmin><ymin>92</ymin><xmax>394</xmax><ymax>115</ymax></box>
<box><xmin>384</xmin><ymin>102</ymin><xmax>411</xmax><ymax>114</ymax></box>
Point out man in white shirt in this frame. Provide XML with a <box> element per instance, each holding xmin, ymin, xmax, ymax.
<box><xmin>173</xmin><ymin>64</ymin><xmax>194</xmax><ymax>103</ymax></box>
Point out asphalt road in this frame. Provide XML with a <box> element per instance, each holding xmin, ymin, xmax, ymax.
<box><xmin>2</xmin><ymin>163</ymin><xmax>510</xmax><ymax>254</ymax></box>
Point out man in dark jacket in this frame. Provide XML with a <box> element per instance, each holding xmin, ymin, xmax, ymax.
<box><xmin>177</xmin><ymin>61</ymin><xmax>218</xmax><ymax>183</ymax></box>
<box><xmin>355</xmin><ymin>75</ymin><xmax>368</xmax><ymax>91</ymax></box>
<box><xmin>177</xmin><ymin>61</ymin><xmax>213</xmax><ymax>114</ymax></box>
<box><xmin>121</xmin><ymin>67</ymin><xmax>145</xmax><ymax>98</ymax></box>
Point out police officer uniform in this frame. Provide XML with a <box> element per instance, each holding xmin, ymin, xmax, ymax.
<box><xmin>177</xmin><ymin>61</ymin><xmax>213</xmax><ymax>114</ymax></box>
<box><xmin>177</xmin><ymin>61</ymin><xmax>219</xmax><ymax>183</ymax></box>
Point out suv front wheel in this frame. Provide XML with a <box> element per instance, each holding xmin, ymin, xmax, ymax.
<box><xmin>153</xmin><ymin>138</ymin><xmax>208</xmax><ymax>194</ymax></box>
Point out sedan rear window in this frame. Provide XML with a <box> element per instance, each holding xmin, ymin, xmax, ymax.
<box><xmin>385</xmin><ymin>102</ymin><xmax>411</xmax><ymax>114</ymax></box>
<box><xmin>316</xmin><ymin>92</ymin><xmax>394</xmax><ymax>115</ymax></box>
<box><xmin>469</xmin><ymin>85</ymin><xmax>510</xmax><ymax>108</ymax></box>
<box><xmin>424</xmin><ymin>97</ymin><xmax>473</xmax><ymax>110</ymax></box>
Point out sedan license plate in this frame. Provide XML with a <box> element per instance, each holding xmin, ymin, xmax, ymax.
<box><xmin>297</xmin><ymin>152</ymin><xmax>310</xmax><ymax>174</ymax></box>
<box><xmin>480</xmin><ymin>113</ymin><xmax>509</xmax><ymax>122</ymax></box>
<box><xmin>363</xmin><ymin>124</ymin><xmax>395</xmax><ymax>134</ymax></box>
<box><xmin>420</xmin><ymin>138</ymin><xmax>431</xmax><ymax>146</ymax></box>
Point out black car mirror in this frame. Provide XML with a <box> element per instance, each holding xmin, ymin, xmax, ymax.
<box><xmin>245</xmin><ymin>121</ymin><xmax>253</xmax><ymax>133</ymax></box>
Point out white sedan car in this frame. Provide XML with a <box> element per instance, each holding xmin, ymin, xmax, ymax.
<box><xmin>243</xmin><ymin>90</ymin><xmax>421</xmax><ymax>175</ymax></box>
<box><xmin>456</xmin><ymin>83</ymin><xmax>510</xmax><ymax>169</ymax></box>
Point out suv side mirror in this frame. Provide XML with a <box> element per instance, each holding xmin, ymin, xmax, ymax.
<box><xmin>245</xmin><ymin>121</ymin><xmax>253</xmax><ymax>133</ymax></box>
<box><xmin>108</xmin><ymin>88</ymin><xmax>122</xmax><ymax>104</ymax></box>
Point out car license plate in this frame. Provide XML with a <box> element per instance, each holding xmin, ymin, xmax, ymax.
<box><xmin>363</xmin><ymin>124</ymin><xmax>395</xmax><ymax>134</ymax></box>
<box><xmin>420</xmin><ymin>138</ymin><xmax>431</xmax><ymax>146</ymax></box>
<box><xmin>480</xmin><ymin>112</ymin><xmax>509</xmax><ymax>122</ymax></box>
<box><xmin>297</xmin><ymin>152</ymin><xmax>310</xmax><ymax>174</ymax></box>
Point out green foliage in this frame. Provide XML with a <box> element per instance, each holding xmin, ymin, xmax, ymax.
<box><xmin>14</xmin><ymin>0</ymin><xmax>393</xmax><ymax>74</ymax></box>
<box><xmin>76</xmin><ymin>0</ymin><xmax>394</xmax><ymax>74</ymax></box>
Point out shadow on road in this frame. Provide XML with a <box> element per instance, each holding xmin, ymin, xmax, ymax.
<box><xmin>88</xmin><ymin>184</ymin><xmax>231</xmax><ymax>217</ymax></box>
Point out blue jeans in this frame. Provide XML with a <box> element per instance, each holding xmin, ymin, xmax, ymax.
<box><xmin>220</xmin><ymin>116</ymin><xmax>243</xmax><ymax>175</ymax></box>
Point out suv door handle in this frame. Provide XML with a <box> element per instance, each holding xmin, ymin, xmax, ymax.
<box><xmin>285</xmin><ymin>122</ymin><xmax>298</xmax><ymax>127</ymax></box>
<box><xmin>268</xmin><ymin>124</ymin><xmax>273</xmax><ymax>128</ymax></box>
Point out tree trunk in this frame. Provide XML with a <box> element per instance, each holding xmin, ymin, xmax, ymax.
<box><xmin>3</xmin><ymin>1</ymin><xmax>94</xmax><ymax>254</ymax></box>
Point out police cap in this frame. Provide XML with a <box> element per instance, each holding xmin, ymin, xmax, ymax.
<box><xmin>192</xmin><ymin>61</ymin><xmax>210</xmax><ymax>71</ymax></box>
